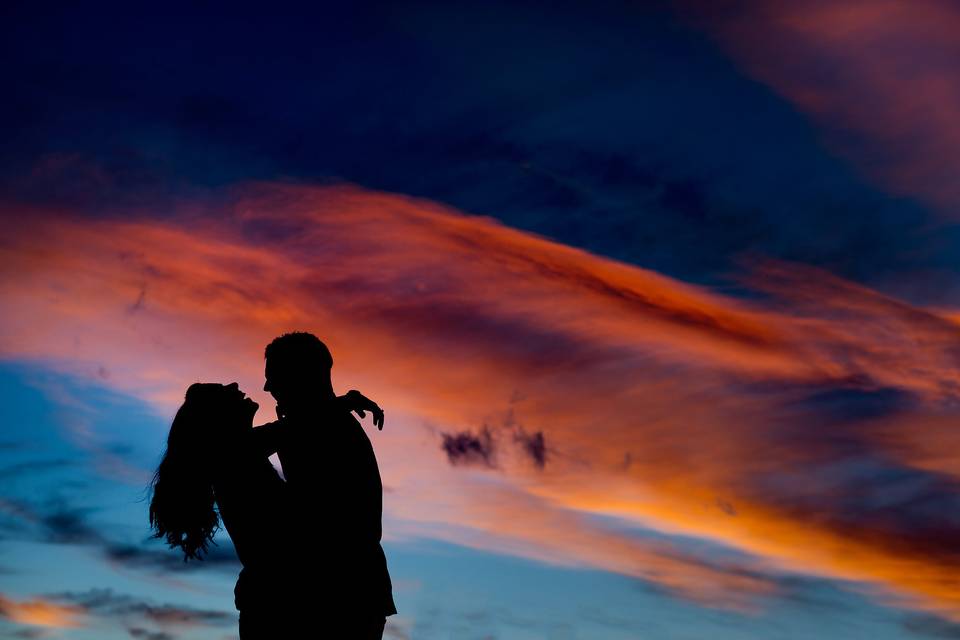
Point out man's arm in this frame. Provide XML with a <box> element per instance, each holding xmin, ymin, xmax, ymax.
<box><xmin>248</xmin><ymin>419</ymin><xmax>286</xmax><ymax>459</ymax></box>
<box><xmin>249</xmin><ymin>390</ymin><xmax>385</xmax><ymax>458</ymax></box>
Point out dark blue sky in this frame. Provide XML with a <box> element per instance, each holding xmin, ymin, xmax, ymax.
<box><xmin>3</xmin><ymin>0</ymin><xmax>955</xmax><ymax>299</ymax></box>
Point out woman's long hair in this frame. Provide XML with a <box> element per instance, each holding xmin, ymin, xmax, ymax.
<box><xmin>149</xmin><ymin>383</ymin><xmax>226</xmax><ymax>560</ymax></box>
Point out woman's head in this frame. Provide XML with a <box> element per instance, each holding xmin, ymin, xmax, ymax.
<box><xmin>148</xmin><ymin>382</ymin><xmax>259</xmax><ymax>560</ymax></box>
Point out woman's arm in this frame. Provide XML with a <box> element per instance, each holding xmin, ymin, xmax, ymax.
<box><xmin>335</xmin><ymin>389</ymin><xmax>385</xmax><ymax>431</ymax></box>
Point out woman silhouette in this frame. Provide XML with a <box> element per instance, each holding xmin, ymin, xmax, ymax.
<box><xmin>148</xmin><ymin>381</ymin><xmax>382</xmax><ymax>638</ymax></box>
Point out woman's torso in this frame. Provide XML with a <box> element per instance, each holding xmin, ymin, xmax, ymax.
<box><xmin>210</xmin><ymin>432</ymin><xmax>294</xmax><ymax>612</ymax></box>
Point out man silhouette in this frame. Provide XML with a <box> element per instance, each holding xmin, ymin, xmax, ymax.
<box><xmin>262</xmin><ymin>331</ymin><xmax>396</xmax><ymax>638</ymax></box>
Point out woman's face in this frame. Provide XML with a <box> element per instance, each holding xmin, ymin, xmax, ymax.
<box><xmin>220</xmin><ymin>382</ymin><xmax>259</xmax><ymax>427</ymax></box>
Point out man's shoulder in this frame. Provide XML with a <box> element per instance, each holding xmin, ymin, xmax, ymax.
<box><xmin>334</xmin><ymin>411</ymin><xmax>368</xmax><ymax>439</ymax></box>
<box><xmin>289</xmin><ymin>409</ymin><xmax>365</xmax><ymax>439</ymax></box>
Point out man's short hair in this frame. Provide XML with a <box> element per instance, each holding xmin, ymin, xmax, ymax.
<box><xmin>264</xmin><ymin>332</ymin><xmax>333</xmax><ymax>369</ymax></box>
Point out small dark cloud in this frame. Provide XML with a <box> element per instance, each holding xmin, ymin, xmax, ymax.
<box><xmin>441</xmin><ymin>426</ymin><xmax>496</xmax><ymax>468</ymax></box>
<box><xmin>715</xmin><ymin>498</ymin><xmax>736</xmax><ymax>516</ymax></box>
<box><xmin>127</xmin><ymin>628</ymin><xmax>175</xmax><ymax>640</ymax></box>
<box><xmin>440</xmin><ymin>408</ymin><xmax>550</xmax><ymax>470</ymax></box>
<box><xmin>128</xmin><ymin>284</ymin><xmax>147</xmax><ymax>314</ymax></box>
<box><xmin>39</xmin><ymin>503</ymin><xmax>103</xmax><ymax>545</ymax></box>
<box><xmin>513</xmin><ymin>428</ymin><xmax>547</xmax><ymax>469</ymax></box>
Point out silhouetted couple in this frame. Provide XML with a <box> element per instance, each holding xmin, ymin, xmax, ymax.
<box><xmin>149</xmin><ymin>332</ymin><xmax>396</xmax><ymax>639</ymax></box>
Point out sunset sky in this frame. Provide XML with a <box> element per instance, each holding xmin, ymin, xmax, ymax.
<box><xmin>3</xmin><ymin>2</ymin><xmax>960</xmax><ymax>638</ymax></box>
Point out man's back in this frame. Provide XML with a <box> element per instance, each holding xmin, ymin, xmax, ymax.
<box><xmin>276</xmin><ymin>407</ymin><xmax>397</xmax><ymax>618</ymax></box>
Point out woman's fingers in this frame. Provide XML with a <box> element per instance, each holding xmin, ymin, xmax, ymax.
<box><xmin>345</xmin><ymin>390</ymin><xmax>385</xmax><ymax>430</ymax></box>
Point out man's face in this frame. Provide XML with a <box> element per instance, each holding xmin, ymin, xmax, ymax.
<box><xmin>263</xmin><ymin>354</ymin><xmax>332</xmax><ymax>417</ymax></box>
<box><xmin>263</xmin><ymin>357</ymin><xmax>293</xmax><ymax>408</ymax></box>
<box><xmin>263</xmin><ymin>356</ymin><xmax>316</xmax><ymax>416</ymax></box>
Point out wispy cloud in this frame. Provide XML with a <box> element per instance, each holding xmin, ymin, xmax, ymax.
<box><xmin>0</xmin><ymin>593</ymin><xmax>83</xmax><ymax>628</ymax></box>
<box><xmin>679</xmin><ymin>0</ymin><xmax>960</xmax><ymax>214</ymax></box>
<box><xmin>48</xmin><ymin>588</ymin><xmax>233</xmax><ymax>628</ymax></box>
<box><xmin>0</xmin><ymin>495</ymin><xmax>240</xmax><ymax>576</ymax></box>
<box><xmin>0</xmin><ymin>588</ymin><xmax>233</xmax><ymax>639</ymax></box>
<box><xmin>2</xmin><ymin>182</ymin><xmax>960</xmax><ymax>617</ymax></box>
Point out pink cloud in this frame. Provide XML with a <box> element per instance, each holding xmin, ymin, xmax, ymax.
<box><xmin>3</xmin><ymin>182</ymin><xmax>960</xmax><ymax>616</ymax></box>
<box><xmin>0</xmin><ymin>593</ymin><xmax>83</xmax><ymax>628</ymax></box>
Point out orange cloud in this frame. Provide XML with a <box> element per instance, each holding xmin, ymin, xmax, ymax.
<box><xmin>0</xmin><ymin>593</ymin><xmax>83</xmax><ymax>628</ymax></box>
<box><xmin>2</xmin><ymin>183</ymin><xmax>960</xmax><ymax>617</ymax></box>
<box><xmin>677</xmin><ymin>0</ymin><xmax>960</xmax><ymax>213</ymax></box>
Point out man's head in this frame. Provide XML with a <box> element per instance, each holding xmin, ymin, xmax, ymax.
<box><xmin>263</xmin><ymin>332</ymin><xmax>334</xmax><ymax>414</ymax></box>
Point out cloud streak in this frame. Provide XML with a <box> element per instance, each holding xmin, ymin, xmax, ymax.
<box><xmin>2</xmin><ymin>182</ymin><xmax>960</xmax><ymax>617</ymax></box>
<box><xmin>0</xmin><ymin>588</ymin><xmax>233</xmax><ymax>639</ymax></box>
<box><xmin>48</xmin><ymin>588</ymin><xmax>233</xmax><ymax>628</ymax></box>
<box><xmin>0</xmin><ymin>593</ymin><xmax>82</xmax><ymax>629</ymax></box>
<box><xmin>679</xmin><ymin>0</ymin><xmax>960</xmax><ymax>214</ymax></box>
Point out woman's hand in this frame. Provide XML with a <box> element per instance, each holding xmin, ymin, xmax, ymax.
<box><xmin>341</xmin><ymin>389</ymin><xmax>385</xmax><ymax>430</ymax></box>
